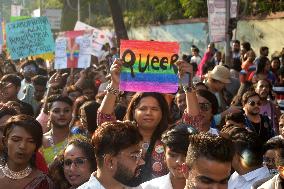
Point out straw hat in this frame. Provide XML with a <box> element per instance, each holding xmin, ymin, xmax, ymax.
<box><xmin>208</xmin><ymin>65</ymin><xmax>231</xmax><ymax>84</ymax></box>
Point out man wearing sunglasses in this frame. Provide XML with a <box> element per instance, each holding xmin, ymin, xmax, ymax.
<box><xmin>242</xmin><ymin>90</ymin><xmax>274</xmax><ymax>142</ymax></box>
<box><xmin>183</xmin><ymin>133</ymin><xmax>234</xmax><ymax>189</ymax></box>
<box><xmin>78</xmin><ymin>121</ymin><xmax>144</xmax><ymax>189</ymax></box>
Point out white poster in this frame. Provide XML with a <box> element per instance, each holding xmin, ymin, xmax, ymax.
<box><xmin>74</xmin><ymin>21</ymin><xmax>114</xmax><ymax>56</ymax></box>
<box><xmin>207</xmin><ymin>0</ymin><xmax>226</xmax><ymax>42</ymax></box>
<box><xmin>54</xmin><ymin>35</ymin><xmax>68</xmax><ymax>69</ymax></box>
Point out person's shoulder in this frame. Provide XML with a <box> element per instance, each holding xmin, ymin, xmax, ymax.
<box><xmin>77</xmin><ymin>174</ymin><xmax>102</xmax><ymax>189</ymax></box>
<box><xmin>141</xmin><ymin>174</ymin><xmax>170</xmax><ymax>189</ymax></box>
<box><xmin>256</xmin><ymin>174</ymin><xmax>279</xmax><ymax>189</ymax></box>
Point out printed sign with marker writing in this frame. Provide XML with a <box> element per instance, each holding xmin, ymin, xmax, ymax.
<box><xmin>6</xmin><ymin>17</ymin><xmax>55</xmax><ymax>60</ymax></box>
<box><xmin>120</xmin><ymin>40</ymin><xmax>179</xmax><ymax>93</ymax></box>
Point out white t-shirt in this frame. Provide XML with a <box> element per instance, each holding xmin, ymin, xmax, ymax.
<box><xmin>78</xmin><ymin>172</ymin><xmax>142</xmax><ymax>189</ymax></box>
<box><xmin>141</xmin><ymin>173</ymin><xmax>173</xmax><ymax>189</ymax></box>
<box><xmin>190</xmin><ymin>56</ymin><xmax>202</xmax><ymax>65</ymax></box>
<box><xmin>228</xmin><ymin>166</ymin><xmax>270</xmax><ymax>189</ymax></box>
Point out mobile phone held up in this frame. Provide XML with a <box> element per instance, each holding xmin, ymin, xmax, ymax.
<box><xmin>179</xmin><ymin>72</ymin><xmax>191</xmax><ymax>88</ymax></box>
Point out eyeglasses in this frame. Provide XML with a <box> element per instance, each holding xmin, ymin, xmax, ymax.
<box><xmin>263</xmin><ymin>157</ymin><xmax>275</xmax><ymax>164</ymax></box>
<box><xmin>248</xmin><ymin>100</ymin><xmax>261</xmax><ymax>106</ymax></box>
<box><xmin>199</xmin><ymin>103</ymin><xmax>211</xmax><ymax>112</ymax></box>
<box><xmin>128</xmin><ymin>149</ymin><xmax>143</xmax><ymax>164</ymax></box>
<box><xmin>63</xmin><ymin>157</ymin><xmax>88</xmax><ymax>168</ymax></box>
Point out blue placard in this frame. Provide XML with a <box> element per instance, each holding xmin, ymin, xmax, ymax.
<box><xmin>6</xmin><ymin>17</ymin><xmax>55</xmax><ymax>60</ymax></box>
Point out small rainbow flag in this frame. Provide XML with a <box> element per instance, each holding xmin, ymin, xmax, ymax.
<box><xmin>119</xmin><ymin>40</ymin><xmax>179</xmax><ymax>93</ymax></box>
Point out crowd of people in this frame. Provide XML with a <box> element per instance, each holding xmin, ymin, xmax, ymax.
<box><xmin>0</xmin><ymin>40</ymin><xmax>284</xmax><ymax>189</ymax></box>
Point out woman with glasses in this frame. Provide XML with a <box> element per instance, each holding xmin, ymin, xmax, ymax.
<box><xmin>49</xmin><ymin>136</ymin><xmax>96</xmax><ymax>189</ymax></box>
<box><xmin>0</xmin><ymin>114</ymin><xmax>54</xmax><ymax>189</ymax></box>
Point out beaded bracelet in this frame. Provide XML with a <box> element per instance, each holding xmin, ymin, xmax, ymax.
<box><xmin>105</xmin><ymin>84</ymin><xmax>120</xmax><ymax>96</ymax></box>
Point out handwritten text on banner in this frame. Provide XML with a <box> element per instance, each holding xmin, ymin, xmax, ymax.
<box><xmin>120</xmin><ymin>40</ymin><xmax>179</xmax><ymax>93</ymax></box>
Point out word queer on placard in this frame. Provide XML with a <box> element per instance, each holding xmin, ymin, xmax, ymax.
<box><xmin>120</xmin><ymin>40</ymin><xmax>179</xmax><ymax>93</ymax></box>
<box><xmin>6</xmin><ymin>16</ymin><xmax>54</xmax><ymax>60</ymax></box>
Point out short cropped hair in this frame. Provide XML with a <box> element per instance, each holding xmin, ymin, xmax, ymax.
<box><xmin>32</xmin><ymin>75</ymin><xmax>48</xmax><ymax>86</ymax></box>
<box><xmin>47</xmin><ymin>95</ymin><xmax>73</xmax><ymax>111</ymax></box>
<box><xmin>225</xmin><ymin>112</ymin><xmax>246</xmax><ymax>124</ymax></box>
<box><xmin>263</xmin><ymin>137</ymin><xmax>284</xmax><ymax>154</ymax></box>
<box><xmin>92</xmin><ymin>121</ymin><xmax>143</xmax><ymax>167</ymax></box>
<box><xmin>186</xmin><ymin>133</ymin><xmax>234</xmax><ymax>167</ymax></box>
<box><xmin>260</xmin><ymin>46</ymin><xmax>268</xmax><ymax>54</ymax></box>
<box><xmin>20</xmin><ymin>60</ymin><xmax>38</xmax><ymax>69</ymax></box>
<box><xmin>233</xmin><ymin>40</ymin><xmax>240</xmax><ymax>45</ymax></box>
<box><xmin>1</xmin><ymin>74</ymin><xmax>21</xmax><ymax>87</ymax></box>
<box><xmin>230</xmin><ymin>130</ymin><xmax>264</xmax><ymax>167</ymax></box>
<box><xmin>241</xmin><ymin>42</ymin><xmax>251</xmax><ymax>52</ymax></box>
<box><xmin>242</xmin><ymin>90</ymin><xmax>260</xmax><ymax>106</ymax></box>
<box><xmin>161</xmin><ymin>123</ymin><xmax>197</xmax><ymax>155</ymax></box>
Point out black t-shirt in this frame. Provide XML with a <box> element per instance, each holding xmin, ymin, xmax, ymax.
<box><xmin>245</xmin><ymin>114</ymin><xmax>274</xmax><ymax>142</ymax></box>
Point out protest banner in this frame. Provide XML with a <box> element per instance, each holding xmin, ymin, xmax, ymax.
<box><xmin>119</xmin><ymin>40</ymin><xmax>179</xmax><ymax>93</ymax></box>
<box><xmin>74</xmin><ymin>21</ymin><xmax>114</xmax><ymax>56</ymax></box>
<box><xmin>54</xmin><ymin>30</ymin><xmax>92</xmax><ymax>69</ymax></box>
<box><xmin>207</xmin><ymin>0</ymin><xmax>226</xmax><ymax>42</ymax></box>
<box><xmin>6</xmin><ymin>17</ymin><xmax>55</xmax><ymax>60</ymax></box>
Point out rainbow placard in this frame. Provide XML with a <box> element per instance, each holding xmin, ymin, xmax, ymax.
<box><xmin>119</xmin><ymin>40</ymin><xmax>179</xmax><ymax>93</ymax></box>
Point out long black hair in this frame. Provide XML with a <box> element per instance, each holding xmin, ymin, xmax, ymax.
<box><xmin>124</xmin><ymin>92</ymin><xmax>169</xmax><ymax>185</ymax></box>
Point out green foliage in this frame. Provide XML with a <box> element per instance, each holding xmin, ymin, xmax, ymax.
<box><xmin>179</xmin><ymin>0</ymin><xmax>208</xmax><ymax>18</ymax></box>
<box><xmin>43</xmin><ymin>0</ymin><xmax>63</xmax><ymax>8</ymax></box>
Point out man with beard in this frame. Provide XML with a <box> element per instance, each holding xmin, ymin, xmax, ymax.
<box><xmin>78</xmin><ymin>121</ymin><xmax>145</xmax><ymax>189</ymax></box>
<box><xmin>231</xmin><ymin>40</ymin><xmax>241</xmax><ymax>60</ymax></box>
<box><xmin>41</xmin><ymin>95</ymin><xmax>73</xmax><ymax>164</ymax></box>
<box><xmin>254</xmin><ymin>79</ymin><xmax>281</xmax><ymax>134</ymax></box>
<box><xmin>242</xmin><ymin>90</ymin><xmax>274</xmax><ymax>142</ymax></box>
<box><xmin>183</xmin><ymin>133</ymin><xmax>234</xmax><ymax>189</ymax></box>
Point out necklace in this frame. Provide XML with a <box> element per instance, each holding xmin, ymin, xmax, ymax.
<box><xmin>48</xmin><ymin>130</ymin><xmax>67</xmax><ymax>156</ymax></box>
<box><xmin>1</xmin><ymin>163</ymin><xmax>32</xmax><ymax>179</ymax></box>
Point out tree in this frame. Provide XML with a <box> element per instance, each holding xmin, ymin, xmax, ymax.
<box><xmin>107</xmin><ymin>0</ymin><xmax>128</xmax><ymax>46</ymax></box>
